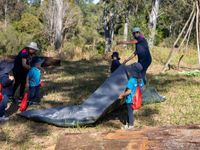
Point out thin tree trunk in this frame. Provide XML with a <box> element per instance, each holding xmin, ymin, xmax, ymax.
<box><xmin>103</xmin><ymin>9</ymin><xmax>114</xmax><ymax>53</ymax></box>
<box><xmin>54</xmin><ymin>0</ymin><xmax>64</xmax><ymax>51</ymax></box>
<box><xmin>148</xmin><ymin>0</ymin><xmax>160</xmax><ymax>47</ymax></box>
<box><xmin>162</xmin><ymin>5</ymin><xmax>195</xmax><ymax>72</ymax></box>
<box><xmin>123</xmin><ymin>13</ymin><xmax>129</xmax><ymax>48</ymax></box>
<box><xmin>196</xmin><ymin>0</ymin><xmax>200</xmax><ymax>66</ymax></box>
<box><xmin>4</xmin><ymin>0</ymin><xmax>8</xmax><ymax>28</ymax></box>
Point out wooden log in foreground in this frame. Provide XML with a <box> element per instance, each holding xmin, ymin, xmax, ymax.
<box><xmin>0</xmin><ymin>55</ymin><xmax>61</xmax><ymax>67</ymax></box>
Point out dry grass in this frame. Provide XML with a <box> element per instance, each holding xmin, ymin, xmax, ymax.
<box><xmin>0</xmin><ymin>47</ymin><xmax>200</xmax><ymax>149</ymax></box>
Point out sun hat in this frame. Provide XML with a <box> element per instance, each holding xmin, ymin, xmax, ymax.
<box><xmin>132</xmin><ymin>27</ymin><xmax>141</xmax><ymax>33</ymax></box>
<box><xmin>26</xmin><ymin>42</ymin><xmax>39</xmax><ymax>51</ymax></box>
<box><xmin>128</xmin><ymin>62</ymin><xmax>143</xmax><ymax>79</ymax></box>
<box><xmin>30</xmin><ymin>57</ymin><xmax>44</xmax><ymax>67</ymax></box>
<box><xmin>111</xmin><ymin>52</ymin><xmax>120</xmax><ymax>60</ymax></box>
<box><xmin>0</xmin><ymin>61</ymin><xmax>14</xmax><ymax>75</ymax></box>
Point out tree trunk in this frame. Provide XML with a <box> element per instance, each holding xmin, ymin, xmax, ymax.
<box><xmin>196</xmin><ymin>0</ymin><xmax>200</xmax><ymax>66</ymax></box>
<box><xmin>54</xmin><ymin>0</ymin><xmax>64</xmax><ymax>51</ymax></box>
<box><xmin>4</xmin><ymin>0</ymin><xmax>8</xmax><ymax>28</ymax></box>
<box><xmin>148</xmin><ymin>0</ymin><xmax>160</xmax><ymax>47</ymax></box>
<box><xmin>103</xmin><ymin>9</ymin><xmax>114</xmax><ymax>53</ymax></box>
<box><xmin>123</xmin><ymin>13</ymin><xmax>129</xmax><ymax>48</ymax></box>
<box><xmin>45</xmin><ymin>0</ymin><xmax>67</xmax><ymax>51</ymax></box>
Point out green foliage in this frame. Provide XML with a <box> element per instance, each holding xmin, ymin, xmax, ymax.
<box><xmin>13</xmin><ymin>13</ymin><xmax>42</xmax><ymax>34</ymax></box>
<box><xmin>0</xmin><ymin>26</ymin><xmax>20</xmax><ymax>54</ymax></box>
<box><xmin>179</xmin><ymin>70</ymin><xmax>200</xmax><ymax>77</ymax></box>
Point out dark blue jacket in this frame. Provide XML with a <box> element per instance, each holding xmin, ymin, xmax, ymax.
<box><xmin>111</xmin><ymin>60</ymin><xmax>121</xmax><ymax>73</ymax></box>
<box><xmin>0</xmin><ymin>74</ymin><xmax>13</xmax><ymax>97</ymax></box>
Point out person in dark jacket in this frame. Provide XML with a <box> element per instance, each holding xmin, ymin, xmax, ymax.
<box><xmin>118</xmin><ymin>27</ymin><xmax>152</xmax><ymax>84</ymax></box>
<box><xmin>0</xmin><ymin>61</ymin><xmax>14</xmax><ymax>121</ymax></box>
<box><xmin>110</xmin><ymin>52</ymin><xmax>121</xmax><ymax>73</ymax></box>
<box><xmin>0</xmin><ymin>61</ymin><xmax>14</xmax><ymax>97</ymax></box>
<box><xmin>12</xmin><ymin>42</ymin><xmax>39</xmax><ymax>100</ymax></box>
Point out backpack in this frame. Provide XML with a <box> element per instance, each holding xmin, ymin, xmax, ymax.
<box><xmin>132</xmin><ymin>85</ymin><xmax>142</xmax><ymax>110</ymax></box>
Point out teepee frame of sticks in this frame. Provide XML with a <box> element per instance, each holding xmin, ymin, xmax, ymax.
<box><xmin>162</xmin><ymin>0</ymin><xmax>200</xmax><ymax>73</ymax></box>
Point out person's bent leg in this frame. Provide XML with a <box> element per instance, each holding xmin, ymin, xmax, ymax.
<box><xmin>141</xmin><ymin>68</ymin><xmax>147</xmax><ymax>85</ymax></box>
<box><xmin>0</xmin><ymin>95</ymin><xmax>9</xmax><ymax>117</ymax></box>
<box><xmin>12</xmin><ymin>72</ymin><xmax>21</xmax><ymax>97</ymax></box>
<box><xmin>19</xmin><ymin>74</ymin><xmax>27</xmax><ymax>98</ymax></box>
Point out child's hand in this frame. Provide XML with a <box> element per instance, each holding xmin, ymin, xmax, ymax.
<box><xmin>118</xmin><ymin>94</ymin><xmax>124</xmax><ymax>100</ymax></box>
<box><xmin>26</xmin><ymin>83</ymin><xmax>29</xmax><ymax>88</ymax></box>
<box><xmin>9</xmin><ymin>75</ymin><xmax>14</xmax><ymax>81</ymax></box>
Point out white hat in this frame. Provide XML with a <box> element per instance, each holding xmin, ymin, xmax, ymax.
<box><xmin>132</xmin><ymin>27</ymin><xmax>141</xmax><ymax>33</ymax></box>
<box><xmin>26</xmin><ymin>42</ymin><xmax>39</xmax><ymax>51</ymax></box>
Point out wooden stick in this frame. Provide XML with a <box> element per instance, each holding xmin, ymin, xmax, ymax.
<box><xmin>196</xmin><ymin>0</ymin><xmax>200</xmax><ymax>66</ymax></box>
<box><xmin>179</xmin><ymin>12</ymin><xmax>196</xmax><ymax>49</ymax></box>
<box><xmin>162</xmin><ymin>4</ymin><xmax>195</xmax><ymax>72</ymax></box>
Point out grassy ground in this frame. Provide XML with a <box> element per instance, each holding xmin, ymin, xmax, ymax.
<box><xmin>0</xmin><ymin>47</ymin><xmax>200</xmax><ymax>149</ymax></box>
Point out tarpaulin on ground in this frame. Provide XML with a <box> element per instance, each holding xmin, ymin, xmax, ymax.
<box><xmin>19</xmin><ymin>65</ymin><xmax>165</xmax><ymax>127</ymax></box>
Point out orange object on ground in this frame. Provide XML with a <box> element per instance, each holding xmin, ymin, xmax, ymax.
<box><xmin>19</xmin><ymin>92</ymin><xmax>28</xmax><ymax>112</ymax></box>
<box><xmin>132</xmin><ymin>86</ymin><xmax>142</xmax><ymax>110</ymax></box>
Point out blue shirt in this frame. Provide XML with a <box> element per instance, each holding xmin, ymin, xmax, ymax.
<box><xmin>125</xmin><ymin>78</ymin><xmax>144</xmax><ymax>104</ymax></box>
<box><xmin>27</xmin><ymin>67</ymin><xmax>41</xmax><ymax>87</ymax></box>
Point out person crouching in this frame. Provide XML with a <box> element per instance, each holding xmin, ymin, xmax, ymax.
<box><xmin>26</xmin><ymin>57</ymin><xmax>44</xmax><ymax>105</ymax></box>
<box><xmin>0</xmin><ymin>61</ymin><xmax>14</xmax><ymax>121</ymax></box>
<box><xmin>118</xmin><ymin>63</ymin><xmax>145</xmax><ymax>129</ymax></box>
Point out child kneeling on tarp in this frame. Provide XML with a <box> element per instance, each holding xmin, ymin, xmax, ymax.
<box><xmin>118</xmin><ymin>62</ymin><xmax>144</xmax><ymax>129</ymax></box>
<box><xmin>26</xmin><ymin>57</ymin><xmax>44</xmax><ymax>105</ymax></box>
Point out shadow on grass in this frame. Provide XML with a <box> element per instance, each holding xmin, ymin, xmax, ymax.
<box><xmin>97</xmin><ymin>104</ymin><xmax>159</xmax><ymax>128</ymax></box>
<box><xmin>148</xmin><ymin>73</ymin><xmax>200</xmax><ymax>93</ymax></box>
<box><xmin>41</xmin><ymin>59</ymin><xmax>109</xmax><ymax>107</ymax></box>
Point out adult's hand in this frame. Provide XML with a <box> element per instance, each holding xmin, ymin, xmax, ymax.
<box><xmin>26</xmin><ymin>83</ymin><xmax>29</xmax><ymax>88</ymax></box>
<box><xmin>118</xmin><ymin>94</ymin><xmax>124</xmax><ymax>100</ymax></box>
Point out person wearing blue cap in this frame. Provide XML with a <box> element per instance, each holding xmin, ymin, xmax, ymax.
<box><xmin>118</xmin><ymin>27</ymin><xmax>152</xmax><ymax>84</ymax></box>
<box><xmin>26</xmin><ymin>57</ymin><xmax>44</xmax><ymax>105</ymax></box>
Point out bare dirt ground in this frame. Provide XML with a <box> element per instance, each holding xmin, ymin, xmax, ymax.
<box><xmin>55</xmin><ymin>124</ymin><xmax>200</xmax><ymax>150</ymax></box>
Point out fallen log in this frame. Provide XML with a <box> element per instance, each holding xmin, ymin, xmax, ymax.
<box><xmin>0</xmin><ymin>55</ymin><xmax>61</xmax><ymax>67</ymax></box>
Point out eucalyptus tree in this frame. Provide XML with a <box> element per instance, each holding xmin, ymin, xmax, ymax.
<box><xmin>148</xmin><ymin>0</ymin><xmax>160</xmax><ymax>47</ymax></box>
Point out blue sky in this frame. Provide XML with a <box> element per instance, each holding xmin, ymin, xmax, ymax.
<box><xmin>93</xmin><ymin>0</ymin><xmax>100</xmax><ymax>4</ymax></box>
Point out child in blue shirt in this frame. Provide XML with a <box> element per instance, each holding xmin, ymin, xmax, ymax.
<box><xmin>26</xmin><ymin>57</ymin><xmax>44</xmax><ymax>105</ymax></box>
<box><xmin>118</xmin><ymin>63</ymin><xmax>144</xmax><ymax>129</ymax></box>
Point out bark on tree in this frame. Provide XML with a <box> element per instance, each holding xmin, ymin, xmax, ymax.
<box><xmin>148</xmin><ymin>0</ymin><xmax>160</xmax><ymax>47</ymax></box>
<box><xmin>103</xmin><ymin>7</ymin><xmax>115</xmax><ymax>53</ymax></box>
<box><xmin>123</xmin><ymin>12</ymin><xmax>129</xmax><ymax>48</ymax></box>
<box><xmin>196</xmin><ymin>0</ymin><xmax>200</xmax><ymax>66</ymax></box>
<box><xmin>44</xmin><ymin>0</ymin><xmax>68</xmax><ymax>51</ymax></box>
<box><xmin>4</xmin><ymin>0</ymin><xmax>8</xmax><ymax>28</ymax></box>
<box><xmin>54</xmin><ymin>0</ymin><xmax>64</xmax><ymax>50</ymax></box>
